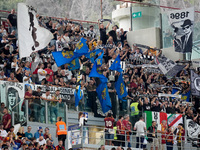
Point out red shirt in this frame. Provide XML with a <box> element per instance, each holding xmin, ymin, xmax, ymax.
<box><xmin>116</xmin><ymin>120</ymin><xmax>125</xmax><ymax>134</ymax></box>
<box><xmin>2</xmin><ymin>113</ymin><xmax>11</xmax><ymax>129</ymax></box>
<box><xmin>44</xmin><ymin>68</ymin><xmax>54</xmax><ymax>82</ymax></box>
<box><xmin>55</xmin><ymin>145</ymin><xmax>65</xmax><ymax>150</ymax></box>
<box><xmin>166</xmin><ymin>132</ymin><xmax>173</xmax><ymax>143</ymax></box>
<box><xmin>104</xmin><ymin>117</ymin><xmax>115</xmax><ymax>129</ymax></box>
<box><xmin>22</xmin><ymin>91</ymin><xmax>32</xmax><ymax>108</ymax></box>
<box><xmin>122</xmin><ymin>120</ymin><xmax>131</xmax><ymax>130</ymax></box>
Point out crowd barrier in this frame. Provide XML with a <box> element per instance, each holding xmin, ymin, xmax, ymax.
<box><xmin>69</xmin><ymin>125</ymin><xmax>200</xmax><ymax>150</ymax></box>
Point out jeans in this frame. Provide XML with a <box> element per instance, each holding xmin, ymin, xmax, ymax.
<box><xmin>33</xmin><ymin>104</ymin><xmax>40</xmax><ymax>122</ymax></box>
<box><xmin>136</xmin><ymin>136</ymin><xmax>144</xmax><ymax>148</ymax></box>
<box><xmin>117</xmin><ymin>134</ymin><xmax>125</xmax><ymax>147</ymax></box>
<box><xmin>81</xmin><ymin>126</ymin><xmax>87</xmax><ymax>144</ymax></box>
<box><xmin>40</xmin><ymin>105</ymin><xmax>45</xmax><ymax>123</ymax></box>
<box><xmin>50</xmin><ymin>106</ymin><xmax>58</xmax><ymax>123</ymax></box>
<box><xmin>166</xmin><ymin>142</ymin><xmax>173</xmax><ymax>150</ymax></box>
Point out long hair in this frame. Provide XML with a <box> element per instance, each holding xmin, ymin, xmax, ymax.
<box><xmin>78</xmin><ymin>112</ymin><xmax>84</xmax><ymax>120</ymax></box>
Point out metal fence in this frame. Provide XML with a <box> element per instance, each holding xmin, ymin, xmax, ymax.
<box><xmin>68</xmin><ymin>125</ymin><xmax>200</xmax><ymax>150</ymax></box>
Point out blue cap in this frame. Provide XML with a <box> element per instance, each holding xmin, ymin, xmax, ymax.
<box><xmin>38</xmin><ymin>126</ymin><xmax>42</xmax><ymax>130</ymax></box>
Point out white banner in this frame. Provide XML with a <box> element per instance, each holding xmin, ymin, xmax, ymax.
<box><xmin>18</xmin><ymin>3</ymin><xmax>53</xmax><ymax>58</ymax></box>
<box><xmin>186</xmin><ymin>119</ymin><xmax>200</xmax><ymax>140</ymax></box>
<box><xmin>0</xmin><ymin>81</ymin><xmax>24</xmax><ymax>122</ymax></box>
<box><xmin>168</xmin><ymin>7</ymin><xmax>194</xmax><ymax>53</ymax></box>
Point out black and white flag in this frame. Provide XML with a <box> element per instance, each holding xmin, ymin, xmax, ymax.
<box><xmin>155</xmin><ymin>56</ymin><xmax>185</xmax><ymax>78</ymax></box>
<box><xmin>187</xmin><ymin>119</ymin><xmax>200</xmax><ymax>140</ymax></box>
<box><xmin>190</xmin><ymin>70</ymin><xmax>200</xmax><ymax>96</ymax></box>
<box><xmin>18</xmin><ymin>3</ymin><xmax>53</xmax><ymax>58</ymax></box>
<box><xmin>168</xmin><ymin>7</ymin><xmax>194</xmax><ymax>53</ymax></box>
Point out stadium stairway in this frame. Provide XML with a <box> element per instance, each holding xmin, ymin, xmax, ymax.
<box><xmin>21</xmin><ymin>110</ymin><xmax>105</xmax><ymax>147</ymax></box>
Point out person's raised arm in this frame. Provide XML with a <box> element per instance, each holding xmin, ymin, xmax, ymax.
<box><xmin>106</xmin><ymin>22</ymin><xmax>110</xmax><ymax>29</ymax></box>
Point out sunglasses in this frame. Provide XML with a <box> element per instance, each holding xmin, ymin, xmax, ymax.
<box><xmin>182</xmin><ymin>25</ymin><xmax>190</xmax><ymax>30</ymax></box>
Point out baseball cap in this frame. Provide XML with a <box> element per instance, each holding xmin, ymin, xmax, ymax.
<box><xmin>38</xmin><ymin>126</ymin><xmax>42</xmax><ymax>130</ymax></box>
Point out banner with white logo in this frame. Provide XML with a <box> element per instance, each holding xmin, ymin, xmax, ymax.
<box><xmin>187</xmin><ymin>119</ymin><xmax>200</xmax><ymax>140</ymax></box>
<box><xmin>191</xmin><ymin>70</ymin><xmax>200</xmax><ymax>96</ymax></box>
<box><xmin>18</xmin><ymin>3</ymin><xmax>53</xmax><ymax>58</ymax></box>
<box><xmin>155</xmin><ymin>56</ymin><xmax>185</xmax><ymax>78</ymax></box>
<box><xmin>0</xmin><ymin>81</ymin><xmax>24</xmax><ymax>122</ymax></box>
<box><xmin>168</xmin><ymin>7</ymin><xmax>194</xmax><ymax>53</ymax></box>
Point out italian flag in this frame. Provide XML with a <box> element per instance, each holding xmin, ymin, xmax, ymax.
<box><xmin>145</xmin><ymin>111</ymin><xmax>183</xmax><ymax>129</ymax></box>
<box><xmin>145</xmin><ymin>111</ymin><xmax>167</xmax><ymax>129</ymax></box>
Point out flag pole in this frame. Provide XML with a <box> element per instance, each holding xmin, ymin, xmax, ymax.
<box><xmin>101</xmin><ymin>0</ymin><xmax>103</xmax><ymax>19</ymax></box>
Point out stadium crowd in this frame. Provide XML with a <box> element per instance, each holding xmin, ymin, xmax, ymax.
<box><xmin>0</xmin><ymin>8</ymin><xmax>199</xmax><ymax>150</ymax></box>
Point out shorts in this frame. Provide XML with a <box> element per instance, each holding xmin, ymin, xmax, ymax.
<box><xmin>151</xmin><ymin>138</ymin><xmax>159</xmax><ymax>148</ymax></box>
<box><xmin>105</xmin><ymin>130</ymin><xmax>114</xmax><ymax>140</ymax></box>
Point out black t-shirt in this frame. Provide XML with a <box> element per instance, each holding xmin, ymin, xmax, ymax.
<box><xmin>143</xmin><ymin>103</ymin><xmax>151</xmax><ymax>111</ymax></box>
<box><xmin>166</xmin><ymin>107</ymin><xmax>176</xmax><ymax>114</ymax></box>
<box><xmin>151</xmin><ymin>104</ymin><xmax>161</xmax><ymax>112</ymax></box>
<box><xmin>50</xmin><ymin>29</ymin><xmax>57</xmax><ymax>40</ymax></box>
<box><xmin>32</xmin><ymin>91</ymin><xmax>42</xmax><ymax>105</ymax></box>
<box><xmin>8</xmin><ymin>34</ymin><xmax>17</xmax><ymax>45</ymax></box>
<box><xmin>108</xmin><ymin>30</ymin><xmax>117</xmax><ymax>43</ymax></box>
<box><xmin>100</xmin><ymin>28</ymin><xmax>107</xmax><ymax>44</ymax></box>
<box><xmin>120</xmin><ymin>31</ymin><xmax>127</xmax><ymax>43</ymax></box>
<box><xmin>16</xmin><ymin>73</ymin><xmax>23</xmax><ymax>83</ymax></box>
<box><xmin>17</xmin><ymin>132</ymin><xmax>25</xmax><ymax>139</ymax></box>
<box><xmin>7</xmin><ymin>14</ymin><xmax>17</xmax><ymax>27</ymax></box>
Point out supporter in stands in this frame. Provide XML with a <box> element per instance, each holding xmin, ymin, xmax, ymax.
<box><xmin>37</xmin><ymin>64</ymin><xmax>47</xmax><ymax>84</ymax></box>
<box><xmin>104</xmin><ymin>113</ymin><xmax>115</xmax><ymax>146</ymax></box>
<box><xmin>0</xmin><ymin>25</ymin><xmax>8</xmax><ymax>38</ymax></box>
<box><xmin>32</xmin><ymin>87</ymin><xmax>42</xmax><ymax>122</ymax></box>
<box><xmin>7</xmin><ymin>9</ymin><xmax>17</xmax><ymax>34</ymax></box>
<box><xmin>45</xmin><ymin>139</ymin><xmax>54</xmax><ymax>149</ymax></box>
<box><xmin>176</xmin><ymin>123</ymin><xmax>185</xmax><ymax>150</ymax></box>
<box><xmin>78</xmin><ymin>112</ymin><xmax>87</xmax><ymax>144</ymax></box>
<box><xmin>55</xmin><ymin>140</ymin><xmax>65</xmax><ymax>150</ymax></box>
<box><xmin>147</xmin><ymin>121</ymin><xmax>158</xmax><ymax>150</ymax></box>
<box><xmin>0</xmin><ymin>70</ymin><xmax>7</xmax><ymax>81</ymax></box>
<box><xmin>116</xmin><ymin>115</ymin><xmax>125</xmax><ymax>147</ymax></box>
<box><xmin>122</xmin><ymin>114</ymin><xmax>132</xmax><ymax>148</ymax></box>
<box><xmin>7</xmin><ymin>72</ymin><xmax>18</xmax><ymax>82</ymax></box>
<box><xmin>36</xmin><ymin>136</ymin><xmax>46</xmax><ymax>145</ymax></box>
<box><xmin>157</xmin><ymin>120</ymin><xmax>168</xmax><ymax>150</ymax></box>
<box><xmin>98</xmin><ymin>19</ymin><xmax>110</xmax><ymax>45</ymax></box>
<box><xmin>134</xmin><ymin>117</ymin><xmax>146</xmax><ymax>149</ymax></box>
<box><xmin>87</xmin><ymin>25</ymin><xmax>96</xmax><ymax>40</ymax></box>
<box><xmin>2</xmin><ymin>108</ymin><xmax>11</xmax><ymax>132</ymax></box>
<box><xmin>0</xmin><ymin>124</ymin><xmax>7</xmax><ymax>139</ymax></box>
<box><xmin>34</xmin><ymin>127</ymin><xmax>43</xmax><ymax>139</ymax></box>
<box><xmin>40</xmin><ymin>89</ymin><xmax>54</xmax><ymax>123</ymax></box>
<box><xmin>166</xmin><ymin>126</ymin><xmax>174</xmax><ymax>150</ymax></box>
<box><xmin>25</xmin><ymin>126</ymin><xmax>33</xmax><ymax>143</ymax></box>
<box><xmin>43</xmin><ymin>127</ymin><xmax>50</xmax><ymax>140</ymax></box>
<box><xmin>17</xmin><ymin>127</ymin><xmax>25</xmax><ymax>140</ymax></box>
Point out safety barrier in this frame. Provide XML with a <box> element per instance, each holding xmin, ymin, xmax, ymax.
<box><xmin>69</xmin><ymin>125</ymin><xmax>199</xmax><ymax>150</ymax></box>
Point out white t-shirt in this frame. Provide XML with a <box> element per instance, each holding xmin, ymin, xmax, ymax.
<box><xmin>38</xmin><ymin>69</ymin><xmax>47</xmax><ymax>81</ymax></box>
<box><xmin>0</xmin><ymin>129</ymin><xmax>7</xmax><ymax>138</ymax></box>
<box><xmin>65</xmin><ymin>69</ymin><xmax>72</xmax><ymax>80</ymax></box>
<box><xmin>11</xmin><ymin>62</ymin><xmax>18</xmax><ymax>69</ymax></box>
<box><xmin>36</xmin><ymin>138</ymin><xmax>46</xmax><ymax>146</ymax></box>
<box><xmin>134</xmin><ymin>120</ymin><xmax>146</xmax><ymax>136</ymax></box>
<box><xmin>0</xmin><ymin>29</ymin><xmax>7</xmax><ymax>36</ymax></box>
<box><xmin>41</xmin><ymin>93</ymin><xmax>52</xmax><ymax>105</ymax></box>
<box><xmin>23</xmin><ymin>76</ymin><xmax>32</xmax><ymax>84</ymax></box>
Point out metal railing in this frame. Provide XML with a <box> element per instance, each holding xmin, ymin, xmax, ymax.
<box><xmin>68</xmin><ymin>125</ymin><xmax>198</xmax><ymax>150</ymax></box>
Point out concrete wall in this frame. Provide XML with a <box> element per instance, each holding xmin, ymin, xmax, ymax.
<box><xmin>127</xmin><ymin>27</ymin><xmax>184</xmax><ymax>61</ymax></box>
<box><xmin>162</xmin><ymin>47</ymin><xmax>184</xmax><ymax>61</ymax></box>
<box><xmin>127</xmin><ymin>27</ymin><xmax>161</xmax><ymax>49</ymax></box>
